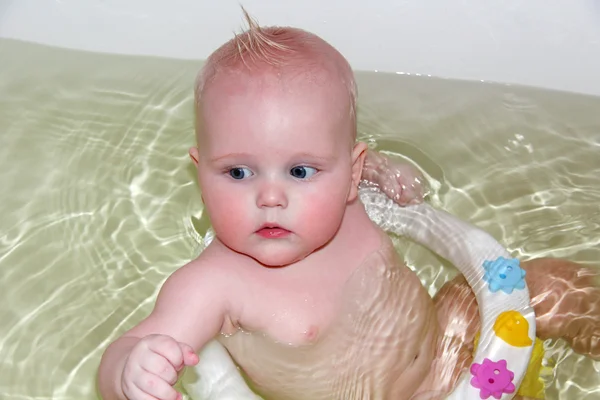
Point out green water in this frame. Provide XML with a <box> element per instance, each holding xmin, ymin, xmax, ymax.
<box><xmin>0</xmin><ymin>38</ymin><xmax>598</xmax><ymax>399</ymax></box>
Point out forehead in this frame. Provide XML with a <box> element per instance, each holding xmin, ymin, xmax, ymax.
<box><xmin>204</xmin><ymin>63</ymin><xmax>347</xmax><ymax>107</ymax></box>
<box><xmin>198</xmin><ymin>67</ymin><xmax>353</xmax><ymax>154</ymax></box>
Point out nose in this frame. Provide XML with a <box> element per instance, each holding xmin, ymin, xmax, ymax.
<box><xmin>256</xmin><ymin>180</ymin><xmax>288</xmax><ymax>209</ymax></box>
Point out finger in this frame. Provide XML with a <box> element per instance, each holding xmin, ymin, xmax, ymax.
<box><xmin>133</xmin><ymin>370</ymin><xmax>181</xmax><ymax>400</ymax></box>
<box><xmin>140</xmin><ymin>351</ymin><xmax>179</xmax><ymax>385</ymax></box>
<box><xmin>146</xmin><ymin>336</ymin><xmax>185</xmax><ymax>369</ymax></box>
<box><xmin>122</xmin><ymin>378</ymin><xmax>161</xmax><ymax>400</ymax></box>
<box><xmin>178</xmin><ymin>342</ymin><xmax>199</xmax><ymax>367</ymax></box>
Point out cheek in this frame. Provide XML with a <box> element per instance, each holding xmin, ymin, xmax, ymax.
<box><xmin>200</xmin><ymin>179</ymin><xmax>252</xmax><ymax>240</ymax></box>
<box><xmin>295</xmin><ymin>181</ymin><xmax>348</xmax><ymax>237</ymax></box>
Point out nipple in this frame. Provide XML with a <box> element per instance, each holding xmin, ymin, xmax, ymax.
<box><xmin>304</xmin><ymin>325</ymin><xmax>319</xmax><ymax>341</ymax></box>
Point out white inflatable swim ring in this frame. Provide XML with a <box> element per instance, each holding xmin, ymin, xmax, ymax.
<box><xmin>183</xmin><ymin>183</ymin><xmax>535</xmax><ymax>400</ymax></box>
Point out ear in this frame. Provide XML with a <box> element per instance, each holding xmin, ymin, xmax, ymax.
<box><xmin>189</xmin><ymin>147</ymin><xmax>199</xmax><ymax>167</ymax></box>
<box><xmin>189</xmin><ymin>147</ymin><xmax>205</xmax><ymax>203</ymax></box>
<box><xmin>348</xmin><ymin>141</ymin><xmax>368</xmax><ymax>202</ymax></box>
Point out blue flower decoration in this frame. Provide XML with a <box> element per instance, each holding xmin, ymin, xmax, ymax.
<box><xmin>482</xmin><ymin>256</ymin><xmax>526</xmax><ymax>294</ymax></box>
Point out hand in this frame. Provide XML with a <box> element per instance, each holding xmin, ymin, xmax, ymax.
<box><xmin>362</xmin><ymin>150</ymin><xmax>428</xmax><ymax>206</ymax></box>
<box><xmin>121</xmin><ymin>334</ymin><xmax>199</xmax><ymax>400</ymax></box>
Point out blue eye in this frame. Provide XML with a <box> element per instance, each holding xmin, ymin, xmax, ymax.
<box><xmin>290</xmin><ymin>166</ymin><xmax>317</xmax><ymax>179</ymax></box>
<box><xmin>228</xmin><ymin>167</ymin><xmax>253</xmax><ymax>180</ymax></box>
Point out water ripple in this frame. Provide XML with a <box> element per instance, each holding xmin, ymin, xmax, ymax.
<box><xmin>0</xmin><ymin>39</ymin><xmax>599</xmax><ymax>399</ymax></box>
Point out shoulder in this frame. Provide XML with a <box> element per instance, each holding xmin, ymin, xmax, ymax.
<box><xmin>158</xmin><ymin>250</ymin><xmax>233</xmax><ymax>306</ymax></box>
<box><xmin>156</xmin><ymin>244</ymin><xmax>249</xmax><ymax>318</ymax></box>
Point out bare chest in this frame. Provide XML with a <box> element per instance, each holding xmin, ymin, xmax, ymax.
<box><xmin>234</xmin><ymin>272</ymin><xmax>346</xmax><ymax>346</ymax></box>
<box><xmin>217</xmin><ymin>244</ymin><xmax>438</xmax><ymax>400</ymax></box>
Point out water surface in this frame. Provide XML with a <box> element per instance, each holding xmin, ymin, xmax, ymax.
<box><xmin>0</xmin><ymin>38</ymin><xmax>598</xmax><ymax>399</ymax></box>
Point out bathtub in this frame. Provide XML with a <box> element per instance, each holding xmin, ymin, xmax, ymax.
<box><xmin>1</xmin><ymin>1</ymin><xmax>599</xmax><ymax>400</ymax></box>
<box><xmin>1</xmin><ymin>0</ymin><xmax>600</xmax><ymax>97</ymax></box>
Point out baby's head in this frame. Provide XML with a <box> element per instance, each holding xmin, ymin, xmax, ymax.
<box><xmin>190</xmin><ymin>10</ymin><xmax>367</xmax><ymax>267</ymax></box>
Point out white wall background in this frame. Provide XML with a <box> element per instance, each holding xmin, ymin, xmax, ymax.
<box><xmin>1</xmin><ymin>0</ymin><xmax>600</xmax><ymax>97</ymax></box>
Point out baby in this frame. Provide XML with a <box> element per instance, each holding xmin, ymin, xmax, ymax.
<box><xmin>97</xmin><ymin>13</ymin><xmax>600</xmax><ymax>400</ymax></box>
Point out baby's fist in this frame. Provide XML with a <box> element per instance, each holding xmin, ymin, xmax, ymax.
<box><xmin>121</xmin><ymin>334</ymin><xmax>199</xmax><ymax>400</ymax></box>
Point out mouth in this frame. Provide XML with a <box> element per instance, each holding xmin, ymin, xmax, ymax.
<box><xmin>256</xmin><ymin>223</ymin><xmax>291</xmax><ymax>238</ymax></box>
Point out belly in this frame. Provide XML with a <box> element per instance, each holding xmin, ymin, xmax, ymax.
<box><xmin>219</xmin><ymin>248</ymin><xmax>439</xmax><ymax>400</ymax></box>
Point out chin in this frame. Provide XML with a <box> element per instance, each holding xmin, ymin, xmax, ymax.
<box><xmin>251</xmin><ymin>248</ymin><xmax>310</xmax><ymax>268</ymax></box>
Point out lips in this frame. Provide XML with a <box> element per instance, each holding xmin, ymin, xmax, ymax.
<box><xmin>256</xmin><ymin>223</ymin><xmax>291</xmax><ymax>238</ymax></box>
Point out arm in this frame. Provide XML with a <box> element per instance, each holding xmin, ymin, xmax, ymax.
<box><xmin>97</xmin><ymin>261</ymin><xmax>229</xmax><ymax>400</ymax></box>
<box><xmin>361</xmin><ymin>149</ymin><xmax>428</xmax><ymax>206</ymax></box>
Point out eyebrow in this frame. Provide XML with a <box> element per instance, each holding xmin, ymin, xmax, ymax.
<box><xmin>208</xmin><ymin>152</ymin><xmax>251</xmax><ymax>163</ymax></box>
<box><xmin>209</xmin><ymin>152</ymin><xmax>337</xmax><ymax>163</ymax></box>
<box><xmin>292</xmin><ymin>152</ymin><xmax>337</xmax><ymax>162</ymax></box>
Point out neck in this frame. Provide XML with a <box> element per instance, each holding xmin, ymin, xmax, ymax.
<box><xmin>321</xmin><ymin>199</ymin><xmax>380</xmax><ymax>253</ymax></box>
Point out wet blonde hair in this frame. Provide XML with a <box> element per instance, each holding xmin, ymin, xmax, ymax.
<box><xmin>194</xmin><ymin>8</ymin><xmax>357</xmax><ymax>134</ymax></box>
